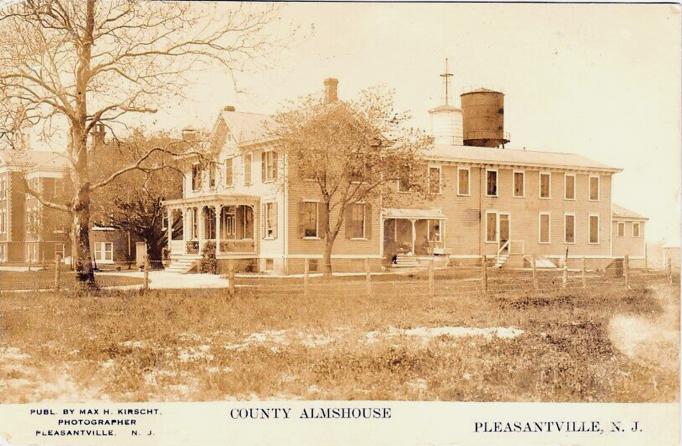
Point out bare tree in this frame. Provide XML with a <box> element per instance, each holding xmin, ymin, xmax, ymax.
<box><xmin>0</xmin><ymin>0</ymin><xmax>281</xmax><ymax>285</ymax></box>
<box><xmin>270</xmin><ymin>85</ymin><xmax>432</xmax><ymax>277</ymax></box>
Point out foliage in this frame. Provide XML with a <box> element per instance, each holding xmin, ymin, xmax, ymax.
<box><xmin>199</xmin><ymin>241</ymin><xmax>217</xmax><ymax>274</ymax></box>
<box><xmin>91</xmin><ymin>130</ymin><xmax>183</xmax><ymax>268</ymax></box>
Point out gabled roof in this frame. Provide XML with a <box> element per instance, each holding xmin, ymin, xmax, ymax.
<box><xmin>425</xmin><ymin>144</ymin><xmax>621</xmax><ymax>173</ymax></box>
<box><xmin>219</xmin><ymin>110</ymin><xmax>274</xmax><ymax>145</ymax></box>
<box><xmin>612</xmin><ymin>204</ymin><xmax>648</xmax><ymax>220</ymax></box>
<box><xmin>0</xmin><ymin>149</ymin><xmax>69</xmax><ymax>171</ymax></box>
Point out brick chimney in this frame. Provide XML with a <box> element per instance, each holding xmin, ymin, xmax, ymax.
<box><xmin>324</xmin><ymin>78</ymin><xmax>338</xmax><ymax>103</ymax></box>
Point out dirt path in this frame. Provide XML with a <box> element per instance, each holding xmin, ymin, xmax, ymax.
<box><xmin>609</xmin><ymin>285</ymin><xmax>680</xmax><ymax>373</ymax></box>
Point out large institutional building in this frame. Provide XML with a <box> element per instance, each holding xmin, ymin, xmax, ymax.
<box><xmin>163</xmin><ymin>75</ymin><xmax>648</xmax><ymax>275</ymax></box>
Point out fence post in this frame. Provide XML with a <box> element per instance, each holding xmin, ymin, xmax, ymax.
<box><xmin>304</xmin><ymin>258</ymin><xmax>310</xmax><ymax>298</ymax></box>
<box><xmin>365</xmin><ymin>258</ymin><xmax>372</xmax><ymax>297</ymax></box>
<box><xmin>54</xmin><ymin>253</ymin><xmax>61</xmax><ymax>291</ymax></box>
<box><xmin>228</xmin><ymin>259</ymin><xmax>235</xmax><ymax>298</ymax></box>
<box><xmin>428</xmin><ymin>258</ymin><xmax>435</xmax><ymax>298</ymax></box>
<box><xmin>667</xmin><ymin>257</ymin><xmax>672</xmax><ymax>286</ymax></box>
<box><xmin>581</xmin><ymin>257</ymin><xmax>587</xmax><ymax>289</ymax></box>
<box><xmin>532</xmin><ymin>254</ymin><xmax>538</xmax><ymax>291</ymax></box>
<box><xmin>562</xmin><ymin>256</ymin><xmax>568</xmax><ymax>288</ymax></box>
<box><xmin>481</xmin><ymin>255</ymin><xmax>488</xmax><ymax>292</ymax></box>
<box><xmin>143</xmin><ymin>254</ymin><xmax>149</xmax><ymax>291</ymax></box>
<box><xmin>624</xmin><ymin>254</ymin><xmax>630</xmax><ymax>289</ymax></box>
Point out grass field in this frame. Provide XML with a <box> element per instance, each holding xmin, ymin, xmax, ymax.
<box><xmin>0</xmin><ymin>269</ymin><xmax>678</xmax><ymax>403</ymax></box>
<box><xmin>0</xmin><ymin>269</ymin><xmax>144</xmax><ymax>290</ymax></box>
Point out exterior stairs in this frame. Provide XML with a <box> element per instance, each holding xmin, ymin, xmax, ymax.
<box><xmin>393</xmin><ymin>254</ymin><xmax>419</xmax><ymax>268</ymax></box>
<box><xmin>166</xmin><ymin>255</ymin><xmax>200</xmax><ymax>273</ymax></box>
<box><xmin>494</xmin><ymin>254</ymin><xmax>509</xmax><ymax>269</ymax></box>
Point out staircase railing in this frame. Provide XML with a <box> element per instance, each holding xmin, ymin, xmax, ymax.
<box><xmin>496</xmin><ymin>240</ymin><xmax>510</xmax><ymax>264</ymax></box>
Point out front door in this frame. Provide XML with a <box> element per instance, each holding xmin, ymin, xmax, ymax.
<box><xmin>498</xmin><ymin>213</ymin><xmax>510</xmax><ymax>253</ymax></box>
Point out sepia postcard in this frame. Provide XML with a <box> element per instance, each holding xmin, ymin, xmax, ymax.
<box><xmin>0</xmin><ymin>1</ymin><xmax>679</xmax><ymax>445</ymax></box>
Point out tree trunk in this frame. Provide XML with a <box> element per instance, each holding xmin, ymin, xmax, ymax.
<box><xmin>323</xmin><ymin>238</ymin><xmax>333</xmax><ymax>279</ymax></box>
<box><xmin>72</xmin><ymin>185</ymin><xmax>95</xmax><ymax>285</ymax></box>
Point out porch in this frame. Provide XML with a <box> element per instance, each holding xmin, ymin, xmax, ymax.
<box><xmin>164</xmin><ymin>195</ymin><xmax>260</xmax><ymax>258</ymax></box>
<box><xmin>382</xmin><ymin>208</ymin><xmax>447</xmax><ymax>266</ymax></box>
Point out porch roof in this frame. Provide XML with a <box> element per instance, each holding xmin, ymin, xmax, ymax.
<box><xmin>163</xmin><ymin>194</ymin><xmax>260</xmax><ymax>208</ymax></box>
<box><xmin>382</xmin><ymin>208</ymin><xmax>445</xmax><ymax>220</ymax></box>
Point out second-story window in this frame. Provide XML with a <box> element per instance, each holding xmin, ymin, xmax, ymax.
<box><xmin>428</xmin><ymin>166</ymin><xmax>441</xmax><ymax>194</ymax></box>
<box><xmin>539</xmin><ymin>172</ymin><xmax>551</xmax><ymax>198</ymax></box>
<box><xmin>513</xmin><ymin>171</ymin><xmax>525</xmax><ymax>197</ymax></box>
<box><xmin>225</xmin><ymin>158</ymin><xmax>233</xmax><ymax>187</ymax></box>
<box><xmin>564</xmin><ymin>174</ymin><xmax>575</xmax><ymax>200</ymax></box>
<box><xmin>633</xmin><ymin>222</ymin><xmax>641</xmax><ymax>237</ymax></box>
<box><xmin>486</xmin><ymin>169</ymin><xmax>497</xmax><ymax>197</ymax></box>
<box><xmin>0</xmin><ymin>177</ymin><xmax>7</xmax><ymax>199</ymax></box>
<box><xmin>208</xmin><ymin>162</ymin><xmax>217</xmax><ymax>189</ymax></box>
<box><xmin>617</xmin><ymin>222</ymin><xmax>625</xmax><ymax>237</ymax></box>
<box><xmin>191</xmin><ymin>164</ymin><xmax>202</xmax><ymax>191</ymax></box>
<box><xmin>457</xmin><ymin>167</ymin><xmax>470</xmax><ymax>196</ymax></box>
<box><xmin>261</xmin><ymin>151</ymin><xmax>278</xmax><ymax>183</ymax></box>
<box><xmin>244</xmin><ymin>153</ymin><xmax>252</xmax><ymax>186</ymax></box>
<box><xmin>0</xmin><ymin>209</ymin><xmax>6</xmax><ymax>233</ymax></box>
<box><xmin>589</xmin><ymin>175</ymin><xmax>600</xmax><ymax>201</ymax></box>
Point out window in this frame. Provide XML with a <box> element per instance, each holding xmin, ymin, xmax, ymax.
<box><xmin>486</xmin><ymin>211</ymin><xmax>497</xmax><ymax>243</ymax></box>
<box><xmin>617</xmin><ymin>222</ymin><xmax>625</xmax><ymax>237</ymax></box>
<box><xmin>265</xmin><ymin>258</ymin><xmax>274</xmax><ymax>271</ymax></box>
<box><xmin>0</xmin><ymin>244</ymin><xmax>5</xmax><ymax>262</ymax></box>
<box><xmin>208</xmin><ymin>163</ymin><xmax>217</xmax><ymax>189</ymax></box>
<box><xmin>0</xmin><ymin>177</ymin><xmax>7</xmax><ymax>199</ymax></box>
<box><xmin>564</xmin><ymin>213</ymin><xmax>575</xmax><ymax>243</ymax></box>
<box><xmin>428</xmin><ymin>166</ymin><xmax>441</xmax><ymax>194</ymax></box>
<box><xmin>486</xmin><ymin>169</ymin><xmax>498</xmax><ymax>197</ymax></box>
<box><xmin>263</xmin><ymin>202</ymin><xmax>278</xmax><ymax>239</ymax></box>
<box><xmin>243</xmin><ymin>153</ymin><xmax>252</xmax><ymax>186</ymax></box>
<box><xmin>397</xmin><ymin>164</ymin><xmax>411</xmax><ymax>192</ymax></box>
<box><xmin>348</xmin><ymin>203</ymin><xmax>367</xmax><ymax>239</ymax></box>
<box><xmin>539</xmin><ymin>172</ymin><xmax>551</xmax><ymax>198</ymax></box>
<box><xmin>308</xmin><ymin>259</ymin><xmax>319</xmax><ymax>272</ymax></box>
<box><xmin>457</xmin><ymin>167</ymin><xmax>470</xmax><ymax>196</ymax></box>
<box><xmin>589</xmin><ymin>214</ymin><xmax>599</xmax><ymax>244</ymax></box>
<box><xmin>0</xmin><ymin>209</ymin><xmax>5</xmax><ymax>233</ymax></box>
<box><xmin>191</xmin><ymin>164</ymin><xmax>202</xmax><ymax>191</ymax></box>
<box><xmin>564</xmin><ymin>174</ymin><xmax>575</xmax><ymax>200</ymax></box>
<box><xmin>225</xmin><ymin>158</ymin><xmax>233</xmax><ymax>187</ymax></box>
<box><xmin>589</xmin><ymin>176</ymin><xmax>600</xmax><ymax>201</ymax></box>
<box><xmin>55</xmin><ymin>243</ymin><xmax>65</xmax><ymax>259</ymax></box>
<box><xmin>261</xmin><ymin>151</ymin><xmax>278</xmax><ymax>183</ymax></box>
<box><xmin>27</xmin><ymin>243</ymin><xmax>38</xmax><ymax>263</ymax></box>
<box><xmin>539</xmin><ymin>212</ymin><xmax>551</xmax><ymax>243</ymax></box>
<box><xmin>302</xmin><ymin>201</ymin><xmax>319</xmax><ymax>238</ymax></box>
<box><xmin>94</xmin><ymin>242</ymin><xmax>113</xmax><ymax>263</ymax></box>
<box><xmin>513</xmin><ymin>171</ymin><xmax>525</xmax><ymax>197</ymax></box>
<box><xmin>633</xmin><ymin>222</ymin><xmax>641</xmax><ymax>237</ymax></box>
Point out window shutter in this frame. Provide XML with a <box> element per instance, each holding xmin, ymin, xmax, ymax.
<box><xmin>272</xmin><ymin>202</ymin><xmax>279</xmax><ymax>238</ymax></box>
<box><xmin>344</xmin><ymin>205</ymin><xmax>353</xmax><ymax>239</ymax></box>
<box><xmin>319</xmin><ymin>203</ymin><xmax>327</xmax><ymax>239</ymax></box>
<box><xmin>261</xmin><ymin>152</ymin><xmax>266</xmax><ymax>183</ymax></box>
<box><xmin>365</xmin><ymin>204</ymin><xmax>372</xmax><ymax>239</ymax></box>
<box><xmin>298</xmin><ymin>201</ymin><xmax>306</xmax><ymax>238</ymax></box>
<box><xmin>272</xmin><ymin>152</ymin><xmax>278</xmax><ymax>180</ymax></box>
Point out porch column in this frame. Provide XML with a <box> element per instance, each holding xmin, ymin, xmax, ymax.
<box><xmin>167</xmin><ymin>207</ymin><xmax>173</xmax><ymax>250</ymax></box>
<box><xmin>215</xmin><ymin>205</ymin><xmax>222</xmax><ymax>254</ymax></box>
<box><xmin>410</xmin><ymin>219</ymin><xmax>416</xmax><ymax>254</ymax></box>
<box><xmin>198</xmin><ymin>206</ymin><xmax>204</xmax><ymax>251</ymax></box>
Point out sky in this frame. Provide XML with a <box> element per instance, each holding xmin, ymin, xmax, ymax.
<box><xmin>27</xmin><ymin>2</ymin><xmax>682</xmax><ymax>244</ymax></box>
